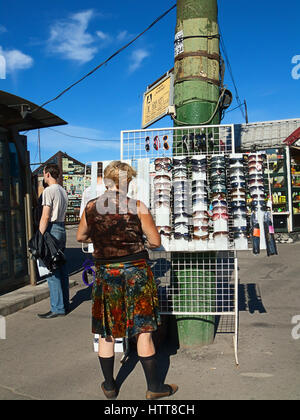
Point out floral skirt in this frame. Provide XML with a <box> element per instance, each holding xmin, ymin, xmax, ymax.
<box><xmin>92</xmin><ymin>259</ymin><xmax>161</xmax><ymax>338</ymax></box>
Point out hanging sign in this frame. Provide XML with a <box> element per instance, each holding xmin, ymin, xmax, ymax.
<box><xmin>174</xmin><ymin>30</ymin><xmax>184</xmax><ymax>57</ymax></box>
<box><xmin>142</xmin><ymin>71</ymin><xmax>174</xmax><ymax>129</ymax></box>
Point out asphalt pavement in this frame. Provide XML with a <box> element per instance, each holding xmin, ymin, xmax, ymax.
<box><xmin>0</xmin><ymin>226</ymin><xmax>300</xmax><ymax>401</ymax></box>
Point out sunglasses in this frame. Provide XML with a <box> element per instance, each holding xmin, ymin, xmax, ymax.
<box><xmin>173</xmin><ymin>157</ymin><xmax>189</xmax><ymax>166</ymax></box>
<box><xmin>211</xmin><ymin>174</ymin><xmax>226</xmax><ymax>182</ymax></box>
<box><xmin>211</xmin><ymin>186</ymin><xmax>227</xmax><ymax>194</ymax></box>
<box><xmin>233</xmin><ymin>232</ymin><xmax>248</xmax><ymax>239</ymax></box>
<box><xmin>193</xmin><ymin>218</ymin><xmax>209</xmax><ymax>225</ymax></box>
<box><xmin>154</xmin><ymin>175</ymin><xmax>171</xmax><ymax>182</ymax></box>
<box><xmin>212</xmin><ymin>213</ymin><xmax>229</xmax><ymax>221</ymax></box>
<box><xmin>174</xmin><ymin>232</ymin><xmax>191</xmax><ymax>240</ymax></box>
<box><xmin>191</xmin><ymin>188</ymin><xmax>208</xmax><ymax>195</ymax></box>
<box><xmin>249</xmin><ymin>185</ymin><xmax>265</xmax><ymax>195</ymax></box>
<box><xmin>231</xmin><ymin>182</ymin><xmax>246</xmax><ymax>189</ymax></box>
<box><xmin>233</xmin><ymin>213</ymin><xmax>247</xmax><ymax>219</ymax></box>
<box><xmin>212</xmin><ymin>206</ymin><xmax>228</xmax><ymax>213</ymax></box>
<box><xmin>191</xmin><ymin>158</ymin><xmax>206</xmax><ymax>166</ymax></box>
<box><xmin>231</xmin><ymin>200</ymin><xmax>246</xmax><ymax>207</ymax></box>
<box><xmin>193</xmin><ymin>210</ymin><xmax>209</xmax><ymax>218</ymax></box>
<box><xmin>213</xmin><ymin>231</ymin><xmax>229</xmax><ymax>238</ymax></box>
<box><xmin>212</xmin><ymin>200</ymin><xmax>227</xmax><ymax>207</ymax></box>
<box><xmin>155</xmin><ymin>188</ymin><xmax>171</xmax><ymax>195</ymax></box>
<box><xmin>249</xmin><ymin>162</ymin><xmax>263</xmax><ymax>169</ymax></box>
<box><xmin>157</xmin><ymin>226</ymin><xmax>171</xmax><ymax>237</ymax></box>
<box><xmin>230</xmin><ymin>170</ymin><xmax>245</xmax><ymax>177</ymax></box>
<box><xmin>251</xmin><ymin>194</ymin><xmax>266</xmax><ymax>200</ymax></box>
<box><xmin>155</xmin><ymin>157</ymin><xmax>171</xmax><ymax>164</ymax></box>
<box><xmin>192</xmin><ymin>192</ymin><xmax>208</xmax><ymax>198</ymax></box>
<box><xmin>230</xmin><ymin>158</ymin><xmax>244</xmax><ymax>165</ymax></box>
<box><xmin>192</xmin><ymin>179</ymin><xmax>208</xmax><ymax>186</ymax></box>
<box><xmin>230</xmin><ymin>175</ymin><xmax>245</xmax><ymax>182</ymax></box>
<box><xmin>174</xmin><ymin>212</ymin><xmax>191</xmax><ymax>219</ymax></box>
<box><xmin>163</xmin><ymin>135</ymin><xmax>169</xmax><ymax>151</ymax></box>
<box><xmin>174</xmin><ymin>221</ymin><xmax>189</xmax><ymax>227</ymax></box>
<box><xmin>232</xmin><ymin>226</ymin><xmax>248</xmax><ymax>233</ymax></box>
<box><xmin>145</xmin><ymin>136</ymin><xmax>150</xmax><ymax>152</ymax></box>
<box><xmin>251</xmin><ymin>200</ymin><xmax>266</xmax><ymax>207</ymax></box>
<box><xmin>192</xmin><ymin>166</ymin><xmax>207</xmax><ymax>172</ymax></box>
<box><xmin>192</xmin><ymin>198</ymin><xmax>209</xmax><ymax>205</ymax></box>
<box><xmin>155</xmin><ymin>163</ymin><xmax>172</xmax><ymax>172</ymax></box>
<box><xmin>194</xmin><ymin>226</ymin><xmax>209</xmax><ymax>232</ymax></box>
<box><xmin>193</xmin><ymin>234</ymin><xmax>209</xmax><ymax>240</ymax></box>
<box><xmin>232</xmin><ymin>205</ymin><xmax>247</xmax><ymax>212</ymax></box>
<box><xmin>249</xmin><ymin>154</ymin><xmax>266</xmax><ymax>160</ymax></box>
<box><xmin>155</xmin><ymin>202</ymin><xmax>171</xmax><ymax>208</ymax></box>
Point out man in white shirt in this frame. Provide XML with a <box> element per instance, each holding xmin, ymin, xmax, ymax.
<box><xmin>38</xmin><ymin>164</ymin><xmax>70</xmax><ymax>319</ymax></box>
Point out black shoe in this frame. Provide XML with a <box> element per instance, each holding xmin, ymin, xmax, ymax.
<box><xmin>38</xmin><ymin>311</ymin><xmax>65</xmax><ymax>319</ymax></box>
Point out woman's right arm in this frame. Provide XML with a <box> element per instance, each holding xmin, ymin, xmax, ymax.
<box><xmin>137</xmin><ymin>201</ymin><xmax>161</xmax><ymax>249</ymax></box>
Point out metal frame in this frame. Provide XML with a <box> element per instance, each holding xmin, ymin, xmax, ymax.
<box><xmin>121</xmin><ymin>124</ymin><xmax>235</xmax><ymax>161</ymax></box>
<box><xmin>121</xmin><ymin>124</ymin><xmax>239</xmax><ymax>365</ymax></box>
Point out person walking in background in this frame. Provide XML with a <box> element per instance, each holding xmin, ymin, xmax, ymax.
<box><xmin>38</xmin><ymin>163</ymin><xmax>70</xmax><ymax>319</ymax></box>
<box><xmin>76</xmin><ymin>161</ymin><xmax>178</xmax><ymax>400</ymax></box>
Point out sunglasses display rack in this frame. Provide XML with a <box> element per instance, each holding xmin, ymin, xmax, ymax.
<box><xmin>228</xmin><ymin>155</ymin><xmax>248</xmax><ymax>250</ymax></box>
<box><xmin>121</xmin><ymin>125</ymin><xmax>235</xmax><ymax>161</ymax></box>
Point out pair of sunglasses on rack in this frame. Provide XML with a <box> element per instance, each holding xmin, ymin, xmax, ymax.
<box><xmin>154</xmin><ymin>158</ymin><xmax>172</xmax><ymax>172</ymax></box>
<box><xmin>173</xmin><ymin>157</ymin><xmax>189</xmax><ymax>166</ymax></box>
<box><xmin>193</xmin><ymin>225</ymin><xmax>209</xmax><ymax>232</ymax></box>
<box><xmin>231</xmin><ymin>182</ymin><xmax>246</xmax><ymax>189</ymax></box>
<box><xmin>193</xmin><ymin>210</ymin><xmax>209</xmax><ymax>218</ymax></box>
<box><xmin>157</xmin><ymin>226</ymin><xmax>171</xmax><ymax>236</ymax></box>
<box><xmin>212</xmin><ymin>213</ymin><xmax>229</xmax><ymax>221</ymax></box>
<box><xmin>213</xmin><ymin>231</ymin><xmax>229</xmax><ymax>238</ymax></box>
<box><xmin>230</xmin><ymin>158</ymin><xmax>244</xmax><ymax>166</ymax></box>
<box><xmin>155</xmin><ymin>188</ymin><xmax>171</xmax><ymax>195</ymax></box>
<box><xmin>193</xmin><ymin>234</ymin><xmax>209</xmax><ymax>240</ymax></box>
<box><xmin>174</xmin><ymin>232</ymin><xmax>191</xmax><ymax>240</ymax></box>
<box><xmin>230</xmin><ymin>168</ymin><xmax>245</xmax><ymax>177</ymax></box>
<box><xmin>154</xmin><ymin>174</ymin><xmax>171</xmax><ymax>182</ymax></box>
<box><xmin>230</xmin><ymin>175</ymin><xmax>246</xmax><ymax>182</ymax></box>
<box><xmin>174</xmin><ymin>212</ymin><xmax>191</xmax><ymax>219</ymax></box>
<box><xmin>193</xmin><ymin>217</ymin><xmax>209</xmax><ymax>225</ymax></box>
<box><xmin>211</xmin><ymin>185</ymin><xmax>227</xmax><ymax>194</ymax></box>
<box><xmin>211</xmin><ymin>174</ymin><xmax>226</xmax><ymax>183</ymax></box>
<box><xmin>212</xmin><ymin>199</ymin><xmax>227</xmax><ymax>207</ymax></box>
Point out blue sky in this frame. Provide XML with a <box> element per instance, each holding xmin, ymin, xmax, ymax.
<box><xmin>1</xmin><ymin>0</ymin><xmax>300</xmax><ymax>166</ymax></box>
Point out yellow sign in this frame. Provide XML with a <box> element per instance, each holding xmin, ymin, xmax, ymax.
<box><xmin>142</xmin><ymin>73</ymin><xmax>173</xmax><ymax>128</ymax></box>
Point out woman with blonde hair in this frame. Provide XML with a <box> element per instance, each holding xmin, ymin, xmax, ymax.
<box><xmin>77</xmin><ymin>161</ymin><xmax>178</xmax><ymax>400</ymax></box>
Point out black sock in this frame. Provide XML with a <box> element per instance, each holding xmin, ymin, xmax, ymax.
<box><xmin>98</xmin><ymin>356</ymin><xmax>115</xmax><ymax>391</ymax></box>
<box><xmin>139</xmin><ymin>354</ymin><xmax>169</xmax><ymax>393</ymax></box>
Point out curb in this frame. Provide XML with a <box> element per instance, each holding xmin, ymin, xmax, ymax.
<box><xmin>0</xmin><ymin>278</ymin><xmax>78</xmax><ymax>317</ymax></box>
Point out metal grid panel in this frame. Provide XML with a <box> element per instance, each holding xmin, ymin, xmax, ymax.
<box><xmin>149</xmin><ymin>251</ymin><xmax>237</xmax><ymax>316</ymax></box>
<box><xmin>121</xmin><ymin>124</ymin><xmax>235</xmax><ymax>161</ymax></box>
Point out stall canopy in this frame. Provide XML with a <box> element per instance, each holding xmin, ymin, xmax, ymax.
<box><xmin>0</xmin><ymin>90</ymin><xmax>67</xmax><ymax>132</ymax></box>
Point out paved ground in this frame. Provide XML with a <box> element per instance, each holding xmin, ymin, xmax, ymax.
<box><xmin>0</xmin><ymin>226</ymin><xmax>299</xmax><ymax>401</ymax></box>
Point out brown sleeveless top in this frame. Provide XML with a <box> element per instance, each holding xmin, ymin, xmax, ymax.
<box><xmin>85</xmin><ymin>191</ymin><xmax>148</xmax><ymax>262</ymax></box>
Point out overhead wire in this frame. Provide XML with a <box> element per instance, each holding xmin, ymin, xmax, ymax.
<box><xmin>218</xmin><ymin>23</ymin><xmax>247</xmax><ymax>122</ymax></box>
<box><xmin>30</xmin><ymin>4</ymin><xmax>177</xmax><ymax>115</ymax></box>
<box><xmin>47</xmin><ymin>127</ymin><xmax>120</xmax><ymax>142</ymax></box>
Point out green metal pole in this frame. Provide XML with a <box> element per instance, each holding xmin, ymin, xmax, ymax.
<box><xmin>173</xmin><ymin>0</ymin><xmax>220</xmax><ymax>346</ymax></box>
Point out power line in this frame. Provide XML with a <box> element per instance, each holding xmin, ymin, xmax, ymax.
<box><xmin>218</xmin><ymin>23</ymin><xmax>246</xmax><ymax>122</ymax></box>
<box><xmin>47</xmin><ymin>127</ymin><xmax>120</xmax><ymax>142</ymax></box>
<box><xmin>30</xmin><ymin>4</ymin><xmax>177</xmax><ymax>115</ymax></box>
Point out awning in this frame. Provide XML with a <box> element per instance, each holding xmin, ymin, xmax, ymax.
<box><xmin>0</xmin><ymin>90</ymin><xmax>67</xmax><ymax>132</ymax></box>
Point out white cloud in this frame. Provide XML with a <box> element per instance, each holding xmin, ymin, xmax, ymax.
<box><xmin>128</xmin><ymin>48</ymin><xmax>150</xmax><ymax>73</ymax></box>
<box><xmin>96</xmin><ymin>30</ymin><xmax>110</xmax><ymax>41</ymax></box>
<box><xmin>47</xmin><ymin>10</ymin><xmax>110</xmax><ymax>64</ymax></box>
<box><xmin>0</xmin><ymin>45</ymin><xmax>33</xmax><ymax>73</ymax></box>
<box><xmin>0</xmin><ymin>25</ymin><xmax>7</xmax><ymax>34</ymax></box>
